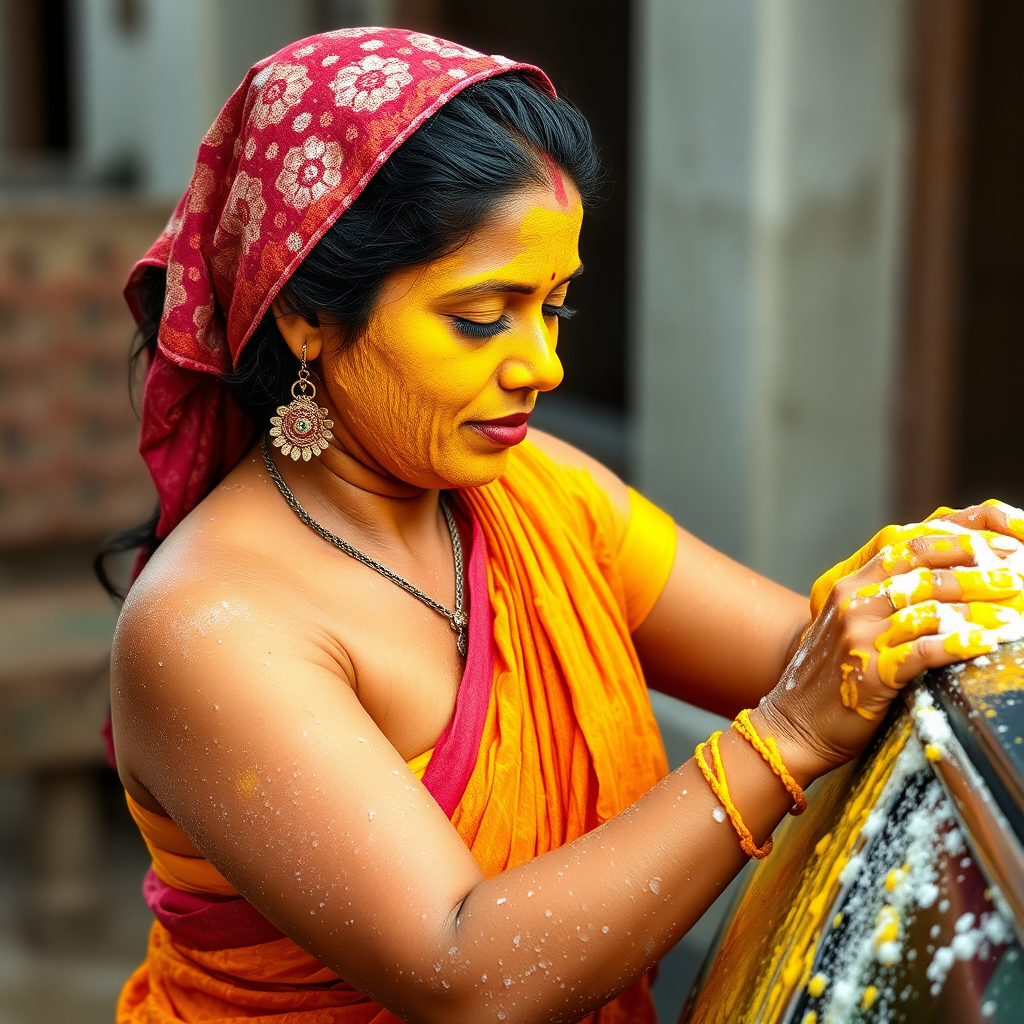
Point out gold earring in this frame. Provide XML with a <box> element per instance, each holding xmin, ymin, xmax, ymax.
<box><xmin>269</xmin><ymin>342</ymin><xmax>334</xmax><ymax>461</ymax></box>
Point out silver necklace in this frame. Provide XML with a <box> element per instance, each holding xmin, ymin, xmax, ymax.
<box><xmin>261</xmin><ymin>434</ymin><xmax>468</xmax><ymax>656</ymax></box>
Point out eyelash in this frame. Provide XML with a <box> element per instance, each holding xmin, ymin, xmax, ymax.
<box><xmin>450</xmin><ymin>305</ymin><xmax>576</xmax><ymax>339</ymax></box>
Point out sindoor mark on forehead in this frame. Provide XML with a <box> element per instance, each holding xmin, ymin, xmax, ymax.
<box><xmin>540</xmin><ymin>152</ymin><xmax>568</xmax><ymax>208</ymax></box>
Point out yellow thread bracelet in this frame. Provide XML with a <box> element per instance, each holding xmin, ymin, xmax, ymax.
<box><xmin>733</xmin><ymin>708</ymin><xmax>808</xmax><ymax>816</ymax></box>
<box><xmin>694</xmin><ymin>732</ymin><xmax>773</xmax><ymax>860</ymax></box>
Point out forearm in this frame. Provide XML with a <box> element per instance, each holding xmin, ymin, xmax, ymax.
<box><xmin>388</xmin><ymin>708</ymin><xmax>803</xmax><ymax>1024</ymax></box>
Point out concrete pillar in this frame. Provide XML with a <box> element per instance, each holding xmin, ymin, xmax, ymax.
<box><xmin>632</xmin><ymin>0</ymin><xmax>909</xmax><ymax>591</ymax></box>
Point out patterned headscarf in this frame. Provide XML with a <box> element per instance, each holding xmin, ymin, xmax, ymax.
<box><xmin>127</xmin><ymin>27</ymin><xmax>552</xmax><ymax>542</ymax></box>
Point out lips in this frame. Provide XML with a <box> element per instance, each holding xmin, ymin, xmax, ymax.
<box><xmin>467</xmin><ymin>411</ymin><xmax>531</xmax><ymax>447</ymax></box>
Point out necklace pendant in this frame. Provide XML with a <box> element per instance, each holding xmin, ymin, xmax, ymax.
<box><xmin>450</xmin><ymin>612</ymin><xmax>469</xmax><ymax>656</ymax></box>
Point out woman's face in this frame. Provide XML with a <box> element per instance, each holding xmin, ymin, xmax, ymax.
<box><xmin>322</xmin><ymin>182</ymin><xmax>583</xmax><ymax>490</ymax></box>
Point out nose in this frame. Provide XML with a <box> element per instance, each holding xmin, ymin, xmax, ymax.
<box><xmin>498</xmin><ymin>323</ymin><xmax>564</xmax><ymax>394</ymax></box>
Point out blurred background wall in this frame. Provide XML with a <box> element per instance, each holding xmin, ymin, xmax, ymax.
<box><xmin>0</xmin><ymin>0</ymin><xmax>1021</xmax><ymax>1021</ymax></box>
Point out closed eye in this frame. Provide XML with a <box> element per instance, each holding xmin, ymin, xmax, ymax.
<box><xmin>542</xmin><ymin>304</ymin><xmax>576</xmax><ymax>320</ymax></box>
<box><xmin>449</xmin><ymin>315</ymin><xmax>512</xmax><ymax>339</ymax></box>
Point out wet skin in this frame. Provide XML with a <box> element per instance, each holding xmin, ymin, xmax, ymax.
<box><xmin>112</xmin><ymin>180</ymin><xmax>1024</xmax><ymax>1023</ymax></box>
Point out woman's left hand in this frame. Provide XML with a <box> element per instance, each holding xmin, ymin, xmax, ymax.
<box><xmin>757</xmin><ymin>500</ymin><xmax>1024</xmax><ymax>778</ymax></box>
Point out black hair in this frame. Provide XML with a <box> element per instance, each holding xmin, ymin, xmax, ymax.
<box><xmin>95</xmin><ymin>71</ymin><xmax>602</xmax><ymax>598</ymax></box>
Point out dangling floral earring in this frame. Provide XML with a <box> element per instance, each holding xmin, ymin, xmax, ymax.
<box><xmin>269</xmin><ymin>342</ymin><xmax>334</xmax><ymax>461</ymax></box>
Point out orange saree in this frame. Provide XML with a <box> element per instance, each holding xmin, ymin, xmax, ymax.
<box><xmin>118</xmin><ymin>441</ymin><xmax>674</xmax><ymax>1023</ymax></box>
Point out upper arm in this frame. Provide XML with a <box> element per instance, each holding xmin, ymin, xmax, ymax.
<box><xmin>526</xmin><ymin>429</ymin><xmax>807</xmax><ymax>714</ymax></box>
<box><xmin>111</xmin><ymin>570</ymin><xmax>484</xmax><ymax>1010</ymax></box>
<box><xmin>632</xmin><ymin>526</ymin><xmax>808</xmax><ymax>717</ymax></box>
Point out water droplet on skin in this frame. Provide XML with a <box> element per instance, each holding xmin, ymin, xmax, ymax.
<box><xmin>602</xmin><ymin>926</ymin><xmax>609</xmax><ymax>934</ymax></box>
<box><xmin>648</xmin><ymin>878</ymin><xmax>661</xmax><ymax>895</ymax></box>
<box><xmin>496</xmin><ymin>897</ymin><xmax>506</xmax><ymax>905</ymax></box>
<box><xmin>545</xmin><ymin>909</ymin><xmax>552</xmax><ymax>917</ymax></box>
<box><xmin>158</xmin><ymin>661</ymin><xmax>163</xmax><ymax>667</ymax></box>
<box><xmin>527</xmin><ymin>891</ymin><xmax>534</xmax><ymax>897</ymax></box>
<box><xmin>712</xmin><ymin>806</ymin><xmax>727</xmax><ymax>823</ymax></box>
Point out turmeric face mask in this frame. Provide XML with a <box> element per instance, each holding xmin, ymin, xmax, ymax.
<box><xmin>323</xmin><ymin>184</ymin><xmax>584</xmax><ymax>489</ymax></box>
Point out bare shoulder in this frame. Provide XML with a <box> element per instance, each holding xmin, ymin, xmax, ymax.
<box><xmin>113</xmin><ymin>483</ymin><xmax>328</xmax><ymax>678</ymax></box>
<box><xmin>525</xmin><ymin>428</ymin><xmax>630</xmax><ymax>519</ymax></box>
<box><xmin>110</xmin><ymin>482</ymin><xmax>356</xmax><ymax>808</ymax></box>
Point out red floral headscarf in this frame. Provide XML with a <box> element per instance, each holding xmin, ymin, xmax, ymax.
<box><xmin>127</xmin><ymin>27</ymin><xmax>552</xmax><ymax>542</ymax></box>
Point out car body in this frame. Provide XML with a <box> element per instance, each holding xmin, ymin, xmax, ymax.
<box><xmin>680</xmin><ymin>641</ymin><xmax>1024</xmax><ymax>1023</ymax></box>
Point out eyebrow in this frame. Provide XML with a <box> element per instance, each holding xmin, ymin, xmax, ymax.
<box><xmin>438</xmin><ymin>264</ymin><xmax>584</xmax><ymax>300</ymax></box>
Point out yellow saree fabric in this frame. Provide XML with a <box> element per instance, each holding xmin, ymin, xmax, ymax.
<box><xmin>454</xmin><ymin>450</ymin><xmax>670</xmax><ymax>874</ymax></box>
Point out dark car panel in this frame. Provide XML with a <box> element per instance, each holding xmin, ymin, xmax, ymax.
<box><xmin>680</xmin><ymin>642</ymin><xmax>1024</xmax><ymax>1024</ymax></box>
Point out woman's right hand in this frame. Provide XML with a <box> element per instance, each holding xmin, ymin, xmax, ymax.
<box><xmin>755</xmin><ymin>521</ymin><xmax>1024</xmax><ymax>785</ymax></box>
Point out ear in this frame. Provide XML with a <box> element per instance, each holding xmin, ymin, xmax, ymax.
<box><xmin>270</xmin><ymin>295</ymin><xmax>325</xmax><ymax>362</ymax></box>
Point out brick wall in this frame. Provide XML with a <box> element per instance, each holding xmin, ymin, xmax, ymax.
<box><xmin>0</xmin><ymin>201</ymin><xmax>168</xmax><ymax>547</ymax></box>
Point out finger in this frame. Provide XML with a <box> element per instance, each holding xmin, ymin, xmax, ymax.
<box><xmin>846</xmin><ymin>572</ymin><xmax>949</xmax><ymax>621</ymax></box>
<box><xmin>875</xmin><ymin>597</ymin><xmax>1024</xmax><ymax>650</ymax></box>
<box><xmin>917</xmin><ymin>518</ymin><xmax>1023</xmax><ymax>568</ymax></box>
<box><xmin>875</xmin><ymin>601</ymin><xmax>969</xmax><ymax>649</ymax></box>
<box><xmin>930</xmin><ymin>500</ymin><xmax>1024</xmax><ymax>544</ymax></box>
<box><xmin>877</xmin><ymin>566</ymin><xmax>1023</xmax><ymax>609</ymax></box>
<box><xmin>851</xmin><ymin>533</ymin><xmax>993</xmax><ymax>595</ymax></box>
<box><xmin>895</xmin><ymin>629</ymin><xmax>999</xmax><ymax>687</ymax></box>
<box><xmin>874</xmin><ymin>627</ymin><xmax>995</xmax><ymax>689</ymax></box>
<box><xmin>875</xmin><ymin>536</ymin><xmax>975</xmax><ymax>574</ymax></box>
<box><xmin>873</xmin><ymin>597</ymin><xmax>1024</xmax><ymax>686</ymax></box>
<box><xmin>811</xmin><ymin>522</ymin><xmax>981</xmax><ymax>619</ymax></box>
<box><xmin>841</xmin><ymin>535</ymin><xmax>980</xmax><ymax>619</ymax></box>
<box><xmin>843</xmin><ymin>580</ymin><xmax>900</xmax><ymax>619</ymax></box>
<box><xmin>965</xmin><ymin>599</ymin><xmax>1024</xmax><ymax>631</ymax></box>
<box><xmin>838</xmin><ymin>621</ymin><xmax>995</xmax><ymax>720</ymax></box>
<box><xmin>868</xmin><ymin>627</ymin><xmax>999</xmax><ymax>705</ymax></box>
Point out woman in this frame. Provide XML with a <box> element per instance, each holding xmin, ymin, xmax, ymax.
<box><xmin>108</xmin><ymin>27</ymin><xmax>1024</xmax><ymax>1024</ymax></box>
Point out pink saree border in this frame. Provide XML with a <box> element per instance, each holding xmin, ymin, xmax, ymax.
<box><xmin>144</xmin><ymin>501</ymin><xmax>495</xmax><ymax>948</ymax></box>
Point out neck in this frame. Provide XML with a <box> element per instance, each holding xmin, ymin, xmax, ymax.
<box><xmin>263</xmin><ymin>431</ymin><xmax>445</xmax><ymax>557</ymax></box>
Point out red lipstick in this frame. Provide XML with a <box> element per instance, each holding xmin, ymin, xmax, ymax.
<box><xmin>468</xmin><ymin>411</ymin><xmax>531</xmax><ymax>447</ymax></box>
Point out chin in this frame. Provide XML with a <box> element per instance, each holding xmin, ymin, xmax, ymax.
<box><xmin>435</xmin><ymin>448</ymin><xmax>512</xmax><ymax>490</ymax></box>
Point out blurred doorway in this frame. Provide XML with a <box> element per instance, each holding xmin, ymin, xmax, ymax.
<box><xmin>0</xmin><ymin>0</ymin><xmax>73</xmax><ymax>158</ymax></box>
<box><xmin>898</xmin><ymin>0</ymin><xmax>1024</xmax><ymax>517</ymax></box>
